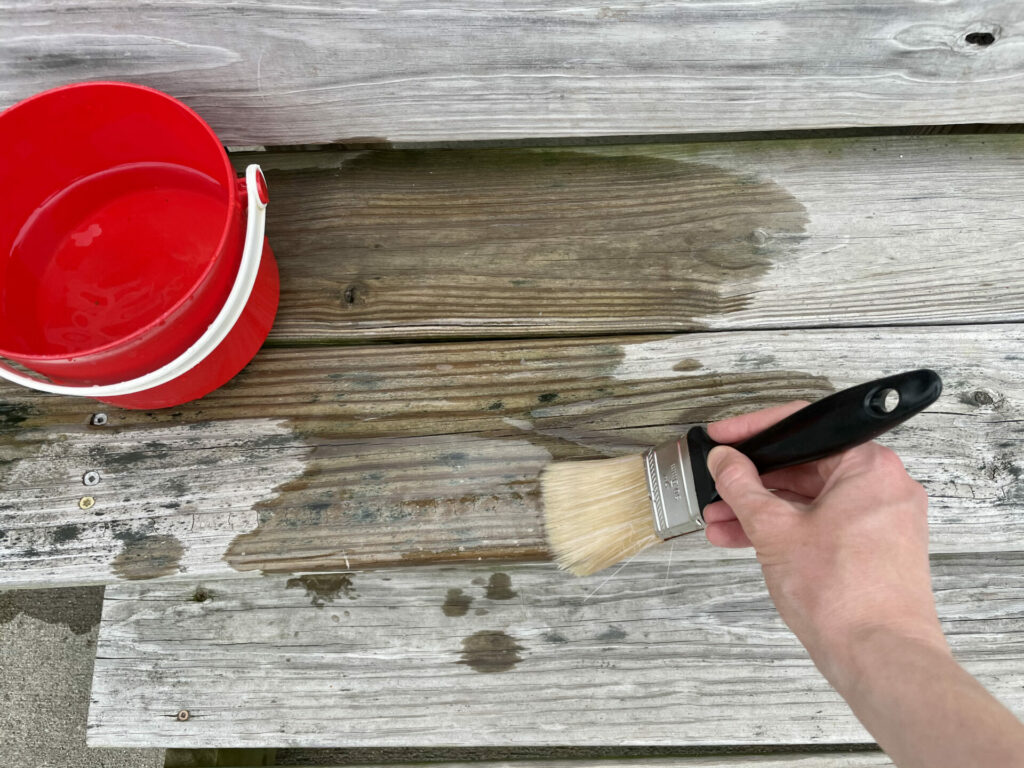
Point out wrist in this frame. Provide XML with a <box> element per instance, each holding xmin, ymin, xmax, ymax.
<box><xmin>813</xmin><ymin>619</ymin><xmax>952</xmax><ymax>697</ymax></box>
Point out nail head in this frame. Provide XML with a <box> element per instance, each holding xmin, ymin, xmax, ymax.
<box><xmin>176</xmin><ymin>709</ymin><xmax>190</xmax><ymax>721</ymax></box>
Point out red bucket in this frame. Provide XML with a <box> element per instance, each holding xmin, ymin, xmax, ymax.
<box><xmin>0</xmin><ymin>82</ymin><xmax>278</xmax><ymax>409</ymax></box>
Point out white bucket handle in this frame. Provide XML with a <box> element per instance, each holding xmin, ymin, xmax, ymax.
<box><xmin>0</xmin><ymin>164</ymin><xmax>268</xmax><ymax>398</ymax></box>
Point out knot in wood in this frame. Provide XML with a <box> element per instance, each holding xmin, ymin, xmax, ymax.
<box><xmin>965</xmin><ymin>31</ymin><xmax>996</xmax><ymax>46</ymax></box>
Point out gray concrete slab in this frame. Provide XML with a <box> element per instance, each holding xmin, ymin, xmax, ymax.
<box><xmin>0</xmin><ymin>586</ymin><xmax>163</xmax><ymax>768</ymax></box>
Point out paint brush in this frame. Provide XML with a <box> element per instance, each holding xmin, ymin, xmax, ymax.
<box><xmin>542</xmin><ymin>369</ymin><xmax>942</xmax><ymax>576</ymax></box>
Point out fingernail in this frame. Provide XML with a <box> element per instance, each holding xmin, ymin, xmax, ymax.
<box><xmin>706</xmin><ymin>445</ymin><xmax>729</xmax><ymax>479</ymax></box>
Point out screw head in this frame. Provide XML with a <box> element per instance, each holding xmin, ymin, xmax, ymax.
<box><xmin>176</xmin><ymin>709</ymin><xmax>190</xmax><ymax>721</ymax></box>
<box><xmin>90</xmin><ymin>413</ymin><xmax>108</xmax><ymax>426</ymax></box>
<box><xmin>83</xmin><ymin>471</ymin><xmax>100</xmax><ymax>486</ymax></box>
<box><xmin>79</xmin><ymin>496</ymin><xmax>95</xmax><ymax>510</ymax></box>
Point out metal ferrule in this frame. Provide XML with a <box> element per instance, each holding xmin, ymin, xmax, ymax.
<box><xmin>644</xmin><ymin>437</ymin><xmax>705</xmax><ymax>540</ymax></box>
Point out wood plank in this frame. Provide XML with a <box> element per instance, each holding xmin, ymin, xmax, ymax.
<box><xmin>87</xmin><ymin>553</ymin><xmax>1024</xmax><ymax>747</ymax></box>
<box><xmin>256</xmin><ymin>758</ymin><xmax>893</xmax><ymax>768</ymax></box>
<box><xmin>245</xmin><ymin>136</ymin><xmax>1024</xmax><ymax>342</ymax></box>
<box><xmin>4</xmin><ymin>2</ymin><xmax>1024</xmax><ymax>143</ymax></box>
<box><xmin>2</xmin><ymin>325</ymin><xmax>1022</xmax><ymax>588</ymax></box>
<box><xmin>160</xmin><ymin>750</ymin><xmax>892</xmax><ymax>767</ymax></box>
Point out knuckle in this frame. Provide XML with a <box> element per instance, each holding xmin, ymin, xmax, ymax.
<box><xmin>716</xmin><ymin>462</ymin><xmax>749</xmax><ymax>490</ymax></box>
<box><xmin>735</xmin><ymin>488</ymin><xmax>785</xmax><ymax>520</ymax></box>
<box><xmin>838</xmin><ymin>443</ymin><xmax>875</xmax><ymax>469</ymax></box>
<box><xmin>904</xmin><ymin>478</ymin><xmax>929</xmax><ymax>506</ymax></box>
<box><xmin>757</xmin><ymin>495</ymin><xmax>791</xmax><ymax>516</ymax></box>
<box><xmin>870</xmin><ymin>445</ymin><xmax>907</xmax><ymax>475</ymax></box>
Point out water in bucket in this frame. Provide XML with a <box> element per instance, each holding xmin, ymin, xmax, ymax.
<box><xmin>6</xmin><ymin>162</ymin><xmax>227</xmax><ymax>354</ymax></box>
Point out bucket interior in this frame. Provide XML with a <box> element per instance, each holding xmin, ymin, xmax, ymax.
<box><xmin>0</xmin><ymin>83</ymin><xmax>234</xmax><ymax>357</ymax></box>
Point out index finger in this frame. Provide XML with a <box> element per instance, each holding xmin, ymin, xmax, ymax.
<box><xmin>707</xmin><ymin>400</ymin><xmax>811</xmax><ymax>444</ymax></box>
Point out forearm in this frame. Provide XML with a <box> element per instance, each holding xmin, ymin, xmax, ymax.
<box><xmin>703</xmin><ymin>417</ymin><xmax>1024</xmax><ymax>765</ymax></box>
<box><xmin>817</xmin><ymin>627</ymin><xmax>1024</xmax><ymax>768</ymax></box>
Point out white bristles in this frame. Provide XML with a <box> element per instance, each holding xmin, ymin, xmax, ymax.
<box><xmin>541</xmin><ymin>454</ymin><xmax>660</xmax><ymax>577</ymax></box>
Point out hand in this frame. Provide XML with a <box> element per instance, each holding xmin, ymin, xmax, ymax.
<box><xmin>702</xmin><ymin>401</ymin><xmax>949</xmax><ymax>681</ymax></box>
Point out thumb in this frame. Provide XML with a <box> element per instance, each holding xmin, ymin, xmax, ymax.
<box><xmin>706</xmin><ymin>445</ymin><xmax>778</xmax><ymax>525</ymax></box>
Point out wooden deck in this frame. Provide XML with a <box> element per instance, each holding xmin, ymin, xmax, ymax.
<box><xmin>2</xmin><ymin>1</ymin><xmax>1024</xmax><ymax>764</ymax></box>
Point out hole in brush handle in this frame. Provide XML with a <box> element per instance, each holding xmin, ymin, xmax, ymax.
<box><xmin>870</xmin><ymin>387</ymin><xmax>901</xmax><ymax>415</ymax></box>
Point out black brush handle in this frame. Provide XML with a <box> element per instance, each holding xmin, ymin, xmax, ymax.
<box><xmin>687</xmin><ymin>369</ymin><xmax>942</xmax><ymax>508</ymax></box>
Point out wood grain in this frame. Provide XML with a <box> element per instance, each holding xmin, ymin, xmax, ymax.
<box><xmin>2</xmin><ymin>326</ymin><xmax>1022</xmax><ymax>588</ymax></box>
<box><xmin>88</xmin><ymin>553</ymin><xmax>1024</xmax><ymax>747</ymax></box>
<box><xmin>3</xmin><ymin>2</ymin><xmax>1023</xmax><ymax>143</ymax></box>
<box><xmin>243</xmin><ymin>136</ymin><xmax>1024</xmax><ymax>342</ymax></box>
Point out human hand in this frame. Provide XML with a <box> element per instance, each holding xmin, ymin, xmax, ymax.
<box><xmin>702</xmin><ymin>401</ymin><xmax>949</xmax><ymax>681</ymax></box>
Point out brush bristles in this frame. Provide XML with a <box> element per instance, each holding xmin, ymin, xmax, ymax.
<box><xmin>541</xmin><ymin>454</ymin><xmax>660</xmax><ymax>577</ymax></box>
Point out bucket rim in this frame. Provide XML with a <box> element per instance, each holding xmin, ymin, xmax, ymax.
<box><xmin>0</xmin><ymin>80</ymin><xmax>239</xmax><ymax>364</ymax></box>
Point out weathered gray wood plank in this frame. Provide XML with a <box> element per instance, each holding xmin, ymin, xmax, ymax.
<box><xmin>88</xmin><ymin>553</ymin><xmax>1024</xmax><ymax>747</ymax></box>
<box><xmin>2</xmin><ymin>325</ymin><xmax>1022</xmax><ymax>588</ymax></box>
<box><xmin>248</xmin><ymin>135</ymin><xmax>1024</xmax><ymax>341</ymax></box>
<box><xmin>3</xmin><ymin>1</ymin><xmax>1023</xmax><ymax>143</ymax></box>
<box><xmin>257</xmin><ymin>759</ymin><xmax>893</xmax><ymax>768</ymax></box>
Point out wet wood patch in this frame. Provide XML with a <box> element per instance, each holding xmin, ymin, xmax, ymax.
<box><xmin>260</xmin><ymin>147</ymin><xmax>805</xmax><ymax>339</ymax></box>
<box><xmin>459</xmin><ymin>630</ymin><xmax>524</xmax><ymax>673</ymax></box>
<box><xmin>111</xmin><ymin>533</ymin><xmax>184</xmax><ymax>581</ymax></box>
